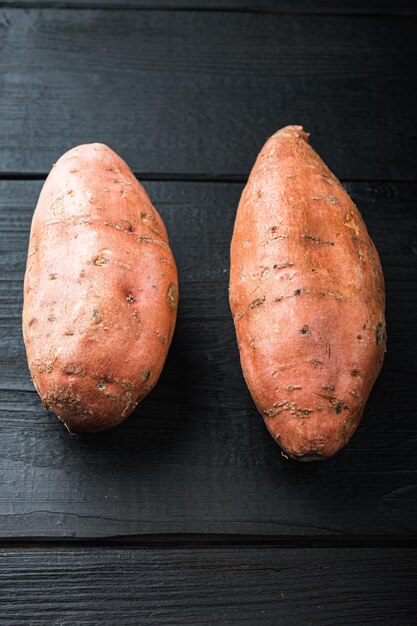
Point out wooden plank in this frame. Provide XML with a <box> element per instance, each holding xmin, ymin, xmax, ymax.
<box><xmin>0</xmin><ymin>9</ymin><xmax>415</xmax><ymax>179</ymax></box>
<box><xmin>0</xmin><ymin>545</ymin><xmax>416</xmax><ymax>624</ymax></box>
<box><xmin>1</xmin><ymin>1</ymin><xmax>416</xmax><ymax>15</ymax></box>
<box><xmin>0</xmin><ymin>179</ymin><xmax>416</xmax><ymax>538</ymax></box>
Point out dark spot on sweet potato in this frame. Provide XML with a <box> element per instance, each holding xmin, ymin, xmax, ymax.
<box><xmin>156</xmin><ymin>331</ymin><xmax>167</xmax><ymax>344</ymax></box>
<box><xmin>48</xmin><ymin>314</ymin><xmax>55</xmax><ymax>322</ymax></box>
<box><xmin>93</xmin><ymin>309</ymin><xmax>102</xmax><ymax>323</ymax></box>
<box><xmin>311</xmin><ymin>358</ymin><xmax>323</xmax><ymax>367</ymax></box>
<box><xmin>357</xmin><ymin>335</ymin><xmax>362</xmax><ymax>340</ymax></box>
<box><xmin>166</xmin><ymin>283</ymin><xmax>177</xmax><ymax>310</ymax></box>
<box><xmin>273</xmin><ymin>261</ymin><xmax>294</xmax><ymax>270</ymax></box>
<box><xmin>93</xmin><ymin>255</ymin><xmax>109</xmax><ymax>266</ymax></box>
<box><xmin>126</xmin><ymin>293</ymin><xmax>135</xmax><ymax>303</ymax></box>
<box><xmin>351</xmin><ymin>369</ymin><xmax>363</xmax><ymax>378</ymax></box>
<box><xmin>303</xmin><ymin>235</ymin><xmax>334</xmax><ymax>246</ymax></box>
<box><xmin>329</xmin><ymin>291</ymin><xmax>345</xmax><ymax>301</ymax></box>
<box><xmin>300</xmin><ymin>325</ymin><xmax>309</xmax><ymax>335</ymax></box>
<box><xmin>327</xmin><ymin>397</ymin><xmax>347</xmax><ymax>414</ymax></box>
<box><xmin>49</xmin><ymin>273</ymin><xmax>58</xmax><ymax>280</ymax></box>
<box><xmin>105</xmin><ymin>220</ymin><xmax>133</xmax><ymax>233</ymax></box>
<box><xmin>97</xmin><ymin>382</ymin><xmax>107</xmax><ymax>390</ymax></box>
<box><xmin>269</xmin><ymin>234</ymin><xmax>288</xmax><ymax>242</ymax></box>
<box><xmin>249</xmin><ymin>296</ymin><xmax>265</xmax><ymax>309</ymax></box>
<box><xmin>105</xmin><ymin>393</ymin><xmax>122</xmax><ymax>401</ymax></box>
<box><xmin>37</xmin><ymin>361</ymin><xmax>54</xmax><ymax>374</ymax></box>
<box><xmin>376</xmin><ymin>322</ymin><xmax>383</xmax><ymax>345</ymax></box>
<box><xmin>142</xmin><ymin>370</ymin><xmax>151</xmax><ymax>381</ymax></box>
<box><xmin>323</xmin><ymin>195</ymin><xmax>340</xmax><ymax>204</ymax></box>
<box><xmin>63</xmin><ymin>364</ymin><xmax>84</xmax><ymax>376</ymax></box>
<box><xmin>106</xmin><ymin>217</ymin><xmax>124</xmax><ymax>228</ymax></box>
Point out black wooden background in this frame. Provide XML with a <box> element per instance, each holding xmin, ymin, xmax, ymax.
<box><xmin>0</xmin><ymin>1</ymin><xmax>416</xmax><ymax>624</ymax></box>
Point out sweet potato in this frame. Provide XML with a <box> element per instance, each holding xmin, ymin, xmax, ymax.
<box><xmin>229</xmin><ymin>126</ymin><xmax>385</xmax><ymax>460</ymax></box>
<box><xmin>23</xmin><ymin>144</ymin><xmax>178</xmax><ymax>432</ymax></box>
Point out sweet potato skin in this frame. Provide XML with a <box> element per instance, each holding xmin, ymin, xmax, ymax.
<box><xmin>229</xmin><ymin>126</ymin><xmax>385</xmax><ymax>460</ymax></box>
<box><xmin>23</xmin><ymin>143</ymin><xmax>178</xmax><ymax>432</ymax></box>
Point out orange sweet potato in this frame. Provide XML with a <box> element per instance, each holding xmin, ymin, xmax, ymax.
<box><xmin>229</xmin><ymin>126</ymin><xmax>385</xmax><ymax>460</ymax></box>
<box><xmin>23</xmin><ymin>144</ymin><xmax>178</xmax><ymax>432</ymax></box>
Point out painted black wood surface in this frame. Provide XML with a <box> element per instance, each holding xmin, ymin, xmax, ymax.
<box><xmin>0</xmin><ymin>2</ymin><xmax>416</xmax><ymax>623</ymax></box>
<box><xmin>0</xmin><ymin>8</ymin><xmax>415</xmax><ymax>179</ymax></box>
<box><xmin>0</xmin><ymin>546</ymin><xmax>417</xmax><ymax>626</ymax></box>
<box><xmin>0</xmin><ymin>179</ymin><xmax>416</xmax><ymax>538</ymax></box>
<box><xmin>1</xmin><ymin>545</ymin><xmax>416</xmax><ymax>625</ymax></box>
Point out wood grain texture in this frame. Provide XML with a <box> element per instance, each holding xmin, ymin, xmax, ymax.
<box><xmin>0</xmin><ymin>9</ymin><xmax>415</xmax><ymax>179</ymax></box>
<box><xmin>1</xmin><ymin>0</ymin><xmax>416</xmax><ymax>14</ymax></box>
<box><xmin>0</xmin><ymin>546</ymin><xmax>416</xmax><ymax>625</ymax></box>
<box><xmin>0</xmin><ymin>179</ymin><xmax>416</xmax><ymax>538</ymax></box>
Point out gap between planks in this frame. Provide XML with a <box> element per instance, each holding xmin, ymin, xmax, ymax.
<box><xmin>0</xmin><ymin>173</ymin><xmax>416</xmax><ymax>185</ymax></box>
<box><xmin>0</xmin><ymin>3</ymin><xmax>417</xmax><ymax>18</ymax></box>
<box><xmin>0</xmin><ymin>535</ymin><xmax>417</xmax><ymax>549</ymax></box>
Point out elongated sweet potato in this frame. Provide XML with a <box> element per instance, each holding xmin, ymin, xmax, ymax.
<box><xmin>229</xmin><ymin>126</ymin><xmax>385</xmax><ymax>460</ymax></box>
<box><xmin>23</xmin><ymin>144</ymin><xmax>178</xmax><ymax>432</ymax></box>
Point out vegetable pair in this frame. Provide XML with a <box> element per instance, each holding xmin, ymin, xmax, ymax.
<box><xmin>23</xmin><ymin>126</ymin><xmax>385</xmax><ymax>460</ymax></box>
